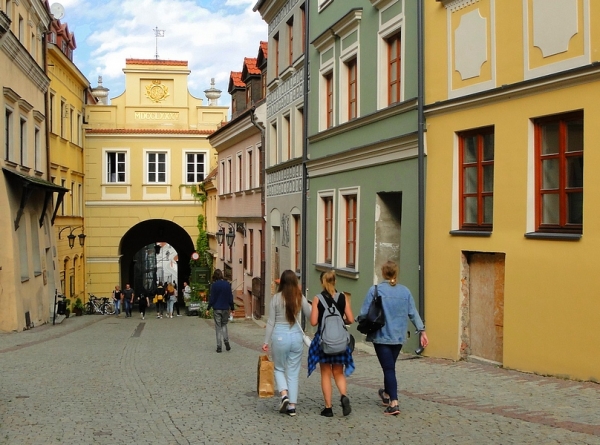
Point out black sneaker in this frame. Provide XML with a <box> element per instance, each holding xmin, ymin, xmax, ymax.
<box><xmin>384</xmin><ymin>404</ymin><xmax>400</xmax><ymax>416</ymax></box>
<box><xmin>279</xmin><ymin>396</ymin><xmax>289</xmax><ymax>413</ymax></box>
<box><xmin>286</xmin><ymin>408</ymin><xmax>296</xmax><ymax>417</ymax></box>
<box><xmin>320</xmin><ymin>407</ymin><xmax>333</xmax><ymax>417</ymax></box>
<box><xmin>225</xmin><ymin>341</ymin><xmax>231</xmax><ymax>351</ymax></box>
<box><xmin>340</xmin><ymin>395</ymin><xmax>352</xmax><ymax>416</ymax></box>
<box><xmin>378</xmin><ymin>389</ymin><xmax>390</xmax><ymax>406</ymax></box>
<box><xmin>216</xmin><ymin>347</ymin><xmax>222</xmax><ymax>353</ymax></box>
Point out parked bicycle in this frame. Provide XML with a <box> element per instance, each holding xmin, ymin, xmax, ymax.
<box><xmin>86</xmin><ymin>294</ymin><xmax>116</xmax><ymax>315</ymax></box>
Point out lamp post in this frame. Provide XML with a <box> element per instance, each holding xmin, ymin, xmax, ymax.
<box><xmin>58</xmin><ymin>226</ymin><xmax>86</xmax><ymax>249</ymax></box>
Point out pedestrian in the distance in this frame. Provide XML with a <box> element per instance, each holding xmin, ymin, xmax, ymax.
<box><xmin>166</xmin><ymin>282</ymin><xmax>176</xmax><ymax>318</ymax></box>
<box><xmin>155</xmin><ymin>282</ymin><xmax>165</xmax><ymax>319</ymax></box>
<box><xmin>113</xmin><ymin>285</ymin><xmax>122</xmax><ymax>316</ymax></box>
<box><xmin>183</xmin><ymin>281</ymin><xmax>192</xmax><ymax>311</ymax></box>
<box><xmin>358</xmin><ymin>260</ymin><xmax>429</xmax><ymax>416</ymax></box>
<box><xmin>173</xmin><ymin>281</ymin><xmax>182</xmax><ymax>316</ymax></box>
<box><xmin>123</xmin><ymin>283</ymin><xmax>134</xmax><ymax>318</ymax></box>
<box><xmin>138</xmin><ymin>293</ymin><xmax>149</xmax><ymax>320</ymax></box>
<box><xmin>308</xmin><ymin>270</ymin><xmax>355</xmax><ymax>417</ymax></box>
<box><xmin>262</xmin><ymin>270</ymin><xmax>312</xmax><ymax>417</ymax></box>
<box><xmin>206</xmin><ymin>269</ymin><xmax>234</xmax><ymax>353</ymax></box>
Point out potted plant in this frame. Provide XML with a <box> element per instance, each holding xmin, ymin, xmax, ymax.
<box><xmin>73</xmin><ymin>298</ymin><xmax>84</xmax><ymax>316</ymax></box>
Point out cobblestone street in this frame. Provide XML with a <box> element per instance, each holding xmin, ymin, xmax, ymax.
<box><xmin>0</xmin><ymin>314</ymin><xmax>598</xmax><ymax>445</ymax></box>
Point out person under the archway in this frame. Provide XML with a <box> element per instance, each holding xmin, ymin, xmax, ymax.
<box><xmin>206</xmin><ymin>269</ymin><xmax>235</xmax><ymax>353</ymax></box>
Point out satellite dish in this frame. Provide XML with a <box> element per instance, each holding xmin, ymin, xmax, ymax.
<box><xmin>50</xmin><ymin>3</ymin><xmax>65</xmax><ymax>20</ymax></box>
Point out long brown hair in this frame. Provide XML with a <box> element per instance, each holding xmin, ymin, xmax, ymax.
<box><xmin>321</xmin><ymin>270</ymin><xmax>337</xmax><ymax>296</ymax></box>
<box><xmin>278</xmin><ymin>270</ymin><xmax>302</xmax><ymax>326</ymax></box>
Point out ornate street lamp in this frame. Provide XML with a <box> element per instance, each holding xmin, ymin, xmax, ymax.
<box><xmin>58</xmin><ymin>226</ymin><xmax>86</xmax><ymax>249</ymax></box>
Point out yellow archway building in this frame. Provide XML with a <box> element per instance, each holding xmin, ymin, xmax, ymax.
<box><xmin>84</xmin><ymin>59</ymin><xmax>228</xmax><ymax>297</ymax></box>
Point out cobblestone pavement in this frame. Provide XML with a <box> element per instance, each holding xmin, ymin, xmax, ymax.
<box><xmin>0</xmin><ymin>313</ymin><xmax>598</xmax><ymax>445</ymax></box>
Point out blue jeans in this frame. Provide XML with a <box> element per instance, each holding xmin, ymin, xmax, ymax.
<box><xmin>114</xmin><ymin>299</ymin><xmax>120</xmax><ymax>315</ymax></box>
<box><xmin>167</xmin><ymin>297</ymin><xmax>176</xmax><ymax>315</ymax></box>
<box><xmin>124</xmin><ymin>299</ymin><xmax>132</xmax><ymax>317</ymax></box>
<box><xmin>271</xmin><ymin>324</ymin><xmax>304</xmax><ymax>404</ymax></box>
<box><xmin>374</xmin><ymin>343</ymin><xmax>403</xmax><ymax>402</ymax></box>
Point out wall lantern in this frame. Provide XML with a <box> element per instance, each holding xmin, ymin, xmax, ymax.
<box><xmin>58</xmin><ymin>226</ymin><xmax>86</xmax><ymax>249</ymax></box>
<box><xmin>216</xmin><ymin>222</ymin><xmax>236</xmax><ymax>247</ymax></box>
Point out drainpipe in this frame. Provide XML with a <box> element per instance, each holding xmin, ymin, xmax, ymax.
<box><xmin>300</xmin><ymin>0</ymin><xmax>310</xmax><ymax>299</ymax></box>
<box><xmin>417</xmin><ymin>0</ymin><xmax>426</xmax><ymax>322</ymax></box>
<box><xmin>250</xmin><ymin>106</ymin><xmax>266</xmax><ymax>318</ymax></box>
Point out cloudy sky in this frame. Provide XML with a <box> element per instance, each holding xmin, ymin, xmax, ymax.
<box><xmin>55</xmin><ymin>0</ymin><xmax>267</xmax><ymax>106</ymax></box>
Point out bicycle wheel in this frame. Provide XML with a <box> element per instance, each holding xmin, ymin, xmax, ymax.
<box><xmin>102</xmin><ymin>302</ymin><xmax>116</xmax><ymax>315</ymax></box>
<box><xmin>85</xmin><ymin>302</ymin><xmax>95</xmax><ymax>315</ymax></box>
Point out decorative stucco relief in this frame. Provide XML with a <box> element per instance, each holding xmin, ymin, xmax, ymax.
<box><xmin>268</xmin><ymin>0</ymin><xmax>302</xmax><ymax>34</ymax></box>
<box><xmin>266</xmin><ymin>164</ymin><xmax>303</xmax><ymax>197</ymax></box>
<box><xmin>266</xmin><ymin>67</ymin><xmax>304</xmax><ymax>118</ymax></box>
<box><xmin>532</xmin><ymin>0</ymin><xmax>578</xmax><ymax>57</ymax></box>
<box><xmin>454</xmin><ymin>10</ymin><xmax>487</xmax><ymax>80</ymax></box>
<box><xmin>442</xmin><ymin>0</ymin><xmax>480</xmax><ymax>13</ymax></box>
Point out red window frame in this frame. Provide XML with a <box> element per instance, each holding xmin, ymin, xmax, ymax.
<box><xmin>458</xmin><ymin>127</ymin><xmax>494</xmax><ymax>230</ymax></box>
<box><xmin>273</xmin><ymin>33</ymin><xmax>279</xmax><ymax>76</ymax></box>
<box><xmin>535</xmin><ymin>111</ymin><xmax>584</xmax><ymax>233</ymax></box>
<box><xmin>345</xmin><ymin>194</ymin><xmax>357</xmax><ymax>268</ymax></box>
<box><xmin>387</xmin><ymin>31</ymin><xmax>401</xmax><ymax>105</ymax></box>
<box><xmin>325</xmin><ymin>72</ymin><xmax>333</xmax><ymax>128</ymax></box>
<box><xmin>347</xmin><ymin>58</ymin><xmax>357</xmax><ymax>120</ymax></box>
<box><xmin>287</xmin><ymin>17</ymin><xmax>294</xmax><ymax>66</ymax></box>
<box><xmin>323</xmin><ymin>196</ymin><xmax>333</xmax><ymax>264</ymax></box>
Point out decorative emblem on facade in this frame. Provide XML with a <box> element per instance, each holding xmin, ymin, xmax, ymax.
<box><xmin>145</xmin><ymin>80</ymin><xmax>169</xmax><ymax>103</ymax></box>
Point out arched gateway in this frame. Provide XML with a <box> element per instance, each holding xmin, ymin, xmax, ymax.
<box><xmin>119</xmin><ymin>219</ymin><xmax>194</xmax><ymax>296</ymax></box>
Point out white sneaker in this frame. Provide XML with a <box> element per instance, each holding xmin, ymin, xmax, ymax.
<box><xmin>176</xmin><ymin>314</ymin><xmax>182</xmax><ymax>317</ymax></box>
<box><xmin>142</xmin><ymin>316</ymin><xmax>145</xmax><ymax>320</ymax></box>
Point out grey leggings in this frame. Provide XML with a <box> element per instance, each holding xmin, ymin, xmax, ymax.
<box><xmin>213</xmin><ymin>309</ymin><xmax>230</xmax><ymax>347</ymax></box>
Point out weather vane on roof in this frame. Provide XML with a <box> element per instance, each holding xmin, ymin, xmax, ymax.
<box><xmin>154</xmin><ymin>26</ymin><xmax>165</xmax><ymax>60</ymax></box>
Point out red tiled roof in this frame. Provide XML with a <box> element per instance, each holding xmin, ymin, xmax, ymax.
<box><xmin>243</xmin><ymin>57</ymin><xmax>260</xmax><ymax>75</ymax></box>
<box><xmin>230</xmin><ymin>71</ymin><xmax>244</xmax><ymax>88</ymax></box>
<box><xmin>260</xmin><ymin>41</ymin><xmax>268</xmax><ymax>59</ymax></box>
<box><xmin>86</xmin><ymin>128</ymin><xmax>214</xmax><ymax>135</ymax></box>
<box><xmin>125</xmin><ymin>59</ymin><xmax>188</xmax><ymax>66</ymax></box>
<box><xmin>204</xmin><ymin>167</ymin><xmax>218</xmax><ymax>181</ymax></box>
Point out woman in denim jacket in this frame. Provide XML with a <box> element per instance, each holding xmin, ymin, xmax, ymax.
<box><xmin>359</xmin><ymin>260</ymin><xmax>429</xmax><ymax>415</ymax></box>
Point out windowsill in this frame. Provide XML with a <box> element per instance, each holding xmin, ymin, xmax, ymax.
<box><xmin>281</xmin><ymin>66</ymin><xmax>294</xmax><ymax>81</ymax></box>
<box><xmin>524</xmin><ymin>232</ymin><xmax>582</xmax><ymax>241</ymax></box>
<box><xmin>243</xmin><ymin>189</ymin><xmax>255</xmax><ymax>195</ymax></box>
<box><xmin>314</xmin><ymin>263</ymin><xmax>359</xmax><ymax>279</ymax></box>
<box><xmin>235</xmin><ymin>191</ymin><xmax>243</xmax><ymax>196</ymax></box>
<box><xmin>449</xmin><ymin>230</ymin><xmax>492</xmax><ymax>237</ymax></box>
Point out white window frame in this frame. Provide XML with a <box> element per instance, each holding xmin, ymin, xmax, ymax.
<box><xmin>183</xmin><ymin>150</ymin><xmax>208</xmax><ymax>185</ymax></box>
<box><xmin>5</xmin><ymin>106</ymin><xmax>14</xmax><ymax>161</ymax></box>
<box><xmin>19</xmin><ymin>115</ymin><xmax>27</xmax><ymax>166</ymax></box>
<box><xmin>376</xmin><ymin>8</ymin><xmax>405</xmax><ymax>110</ymax></box>
<box><xmin>246</xmin><ymin>146</ymin><xmax>255</xmax><ymax>189</ymax></box>
<box><xmin>144</xmin><ymin>149</ymin><xmax>169</xmax><ymax>184</ymax></box>
<box><xmin>316</xmin><ymin>189</ymin><xmax>336</xmax><ymax>265</ymax></box>
<box><xmin>103</xmin><ymin>149</ymin><xmax>129</xmax><ymax>184</ymax></box>
<box><xmin>337</xmin><ymin>187</ymin><xmax>360</xmax><ymax>270</ymax></box>
<box><xmin>318</xmin><ymin>53</ymin><xmax>335</xmax><ymax>132</ymax></box>
<box><xmin>219</xmin><ymin>160</ymin><xmax>226</xmax><ymax>195</ymax></box>
<box><xmin>34</xmin><ymin>126</ymin><xmax>41</xmax><ymax>171</ymax></box>
<box><xmin>237</xmin><ymin>151</ymin><xmax>243</xmax><ymax>192</ymax></box>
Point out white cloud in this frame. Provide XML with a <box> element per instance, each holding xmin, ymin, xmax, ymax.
<box><xmin>63</xmin><ymin>0</ymin><xmax>266</xmax><ymax>102</ymax></box>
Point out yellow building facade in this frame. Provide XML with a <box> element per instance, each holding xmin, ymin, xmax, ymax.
<box><xmin>84</xmin><ymin>59</ymin><xmax>227</xmax><ymax>298</ymax></box>
<box><xmin>0</xmin><ymin>0</ymin><xmax>67</xmax><ymax>331</ymax></box>
<box><xmin>424</xmin><ymin>0</ymin><xmax>600</xmax><ymax>381</ymax></box>
<box><xmin>47</xmin><ymin>19</ymin><xmax>92</xmax><ymax>308</ymax></box>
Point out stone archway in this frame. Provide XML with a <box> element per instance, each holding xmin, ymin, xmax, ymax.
<box><xmin>118</xmin><ymin>219</ymin><xmax>195</xmax><ymax>295</ymax></box>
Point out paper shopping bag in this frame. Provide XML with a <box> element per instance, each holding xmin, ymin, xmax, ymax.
<box><xmin>256</xmin><ymin>354</ymin><xmax>275</xmax><ymax>398</ymax></box>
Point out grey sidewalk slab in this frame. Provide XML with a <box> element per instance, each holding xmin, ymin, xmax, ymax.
<box><xmin>0</xmin><ymin>314</ymin><xmax>598</xmax><ymax>445</ymax></box>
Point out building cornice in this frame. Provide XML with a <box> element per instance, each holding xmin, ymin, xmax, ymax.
<box><xmin>1</xmin><ymin>32</ymin><xmax>50</xmax><ymax>92</ymax></box>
